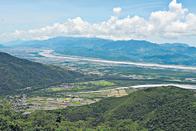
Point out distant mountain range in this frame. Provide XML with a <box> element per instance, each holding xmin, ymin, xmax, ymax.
<box><xmin>5</xmin><ymin>37</ymin><xmax>196</xmax><ymax>66</ymax></box>
<box><xmin>0</xmin><ymin>52</ymin><xmax>84</xmax><ymax>95</ymax></box>
<box><xmin>0</xmin><ymin>44</ymin><xmax>4</xmax><ymax>48</ymax></box>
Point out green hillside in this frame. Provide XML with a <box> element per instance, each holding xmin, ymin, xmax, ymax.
<box><xmin>0</xmin><ymin>52</ymin><xmax>84</xmax><ymax>95</ymax></box>
<box><xmin>59</xmin><ymin>86</ymin><xmax>196</xmax><ymax>130</ymax></box>
<box><xmin>1</xmin><ymin>87</ymin><xmax>196</xmax><ymax>130</ymax></box>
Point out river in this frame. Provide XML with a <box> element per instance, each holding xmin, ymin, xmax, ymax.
<box><xmin>39</xmin><ymin>50</ymin><xmax>196</xmax><ymax>71</ymax></box>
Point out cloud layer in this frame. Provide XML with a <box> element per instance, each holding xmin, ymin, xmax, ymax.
<box><xmin>1</xmin><ymin>0</ymin><xmax>196</xmax><ymax>45</ymax></box>
<box><xmin>113</xmin><ymin>7</ymin><xmax>122</xmax><ymax>15</ymax></box>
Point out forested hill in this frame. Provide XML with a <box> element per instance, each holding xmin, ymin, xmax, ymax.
<box><xmin>58</xmin><ymin>86</ymin><xmax>196</xmax><ymax>130</ymax></box>
<box><xmin>0</xmin><ymin>87</ymin><xmax>196</xmax><ymax>130</ymax></box>
<box><xmin>0</xmin><ymin>52</ymin><xmax>84</xmax><ymax>95</ymax></box>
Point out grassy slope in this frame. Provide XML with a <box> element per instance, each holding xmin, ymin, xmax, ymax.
<box><xmin>0</xmin><ymin>52</ymin><xmax>84</xmax><ymax>95</ymax></box>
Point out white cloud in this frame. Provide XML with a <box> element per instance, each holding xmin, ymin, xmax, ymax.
<box><xmin>1</xmin><ymin>0</ymin><xmax>196</xmax><ymax>46</ymax></box>
<box><xmin>113</xmin><ymin>7</ymin><xmax>122</xmax><ymax>15</ymax></box>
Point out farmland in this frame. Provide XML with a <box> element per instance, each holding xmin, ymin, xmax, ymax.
<box><xmin>1</xmin><ymin>48</ymin><xmax>196</xmax><ymax>111</ymax></box>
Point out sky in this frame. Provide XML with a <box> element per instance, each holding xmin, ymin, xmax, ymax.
<box><xmin>0</xmin><ymin>0</ymin><xmax>196</xmax><ymax>46</ymax></box>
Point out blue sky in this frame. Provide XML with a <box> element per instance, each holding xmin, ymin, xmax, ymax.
<box><xmin>0</xmin><ymin>0</ymin><xmax>196</xmax><ymax>45</ymax></box>
<box><xmin>0</xmin><ymin>0</ymin><xmax>195</xmax><ymax>33</ymax></box>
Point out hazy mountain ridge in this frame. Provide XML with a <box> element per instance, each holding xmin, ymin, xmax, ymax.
<box><xmin>6</xmin><ymin>37</ymin><xmax>196</xmax><ymax>66</ymax></box>
<box><xmin>0</xmin><ymin>44</ymin><xmax>4</xmax><ymax>48</ymax></box>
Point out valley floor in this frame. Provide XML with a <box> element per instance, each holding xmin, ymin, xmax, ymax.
<box><xmin>1</xmin><ymin>48</ymin><xmax>196</xmax><ymax>111</ymax></box>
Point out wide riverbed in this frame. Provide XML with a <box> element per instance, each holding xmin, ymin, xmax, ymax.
<box><xmin>39</xmin><ymin>50</ymin><xmax>196</xmax><ymax>71</ymax></box>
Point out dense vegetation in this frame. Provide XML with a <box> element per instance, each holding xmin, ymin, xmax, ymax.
<box><xmin>0</xmin><ymin>52</ymin><xmax>84</xmax><ymax>95</ymax></box>
<box><xmin>0</xmin><ymin>87</ymin><xmax>196</xmax><ymax>130</ymax></box>
<box><xmin>9</xmin><ymin>37</ymin><xmax>196</xmax><ymax>66</ymax></box>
